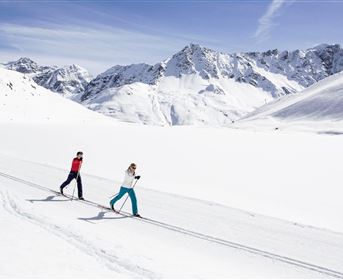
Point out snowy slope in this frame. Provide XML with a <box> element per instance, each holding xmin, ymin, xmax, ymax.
<box><xmin>2</xmin><ymin>58</ymin><xmax>92</xmax><ymax>97</ymax></box>
<box><xmin>237</xmin><ymin>71</ymin><xmax>343</xmax><ymax>129</ymax></box>
<box><xmin>80</xmin><ymin>43</ymin><xmax>343</xmax><ymax>126</ymax></box>
<box><xmin>1</xmin><ymin>155</ymin><xmax>343</xmax><ymax>278</ymax></box>
<box><xmin>82</xmin><ymin>74</ymin><xmax>275</xmax><ymax>126</ymax></box>
<box><xmin>1</xmin><ymin>61</ymin><xmax>343</xmax><ymax>277</ymax></box>
<box><xmin>1</xmin><ymin>66</ymin><xmax>342</xmax><ymax>232</ymax></box>
<box><xmin>1</xmin><ymin>120</ymin><xmax>343</xmax><ymax>235</ymax></box>
<box><xmin>0</xmin><ymin>68</ymin><xmax>106</xmax><ymax>122</ymax></box>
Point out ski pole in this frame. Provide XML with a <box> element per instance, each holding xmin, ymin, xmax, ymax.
<box><xmin>71</xmin><ymin>183</ymin><xmax>76</xmax><ymax>200</ymax></box>
<box><xmin>71</xmin><ymin>172</ymin><xmax>79</xmax><ymax>201</ymax></box>
<box><xmin>118</xmin><ymin>179</ymin><xmax>138</xmax><ymax>213</ymax></box>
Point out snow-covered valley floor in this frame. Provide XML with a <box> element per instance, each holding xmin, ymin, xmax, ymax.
<box><xmin>0</xmin><ymin>154</ymin><xmax>343</xmax><ymax>278</ymax></box>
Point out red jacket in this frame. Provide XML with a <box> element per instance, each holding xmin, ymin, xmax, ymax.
<box><xmin>71</xmin><ymin>158</ymin><xmax>82</xmax><ymax>172</ymax></box>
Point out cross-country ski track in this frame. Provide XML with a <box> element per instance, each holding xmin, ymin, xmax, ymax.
<box><xmin>0</xmin><ymin>155</ymin><xmax>343</xmax><ymax>278</ymax></box>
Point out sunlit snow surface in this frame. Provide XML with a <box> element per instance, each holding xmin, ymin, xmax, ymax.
<box><xmin>0</xmin><ymin>67</ymin><xmax>343</xmax><ymax>278</ymax></box>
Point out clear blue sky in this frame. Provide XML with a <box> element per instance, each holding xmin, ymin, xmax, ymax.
<box><xmin>0</xmin><ymin>0</ymin><xmax>342</xmax><ymax>74</ymax></box>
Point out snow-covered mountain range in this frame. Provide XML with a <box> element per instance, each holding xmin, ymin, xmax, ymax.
<box><xmin>2</xmin><ymin>43</ymin><xmax>343</xmax><ymax>126</ymax></box>
<box><xmin>2</xmin><ymin>57</ymin><xmax>92</xmax><ymax>99</ymax></box>
<box><xmin>80</xmin><ymin>43</ymin><xmax>343</xmax><ymax>125</ymax></box>
<box><xmin>82</xmin><ymin>43</ymin><xmax>343</xmax><ymax>100</ymax></box>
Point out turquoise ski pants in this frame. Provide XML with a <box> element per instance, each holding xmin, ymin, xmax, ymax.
<box><xmin>110</xmin><ymin>187</ymin><xmax>138</xmax><ymax>215</ymax></box>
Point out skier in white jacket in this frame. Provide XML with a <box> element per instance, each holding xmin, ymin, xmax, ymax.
<box><xmin>110</xmin><ymin>163</ymin><xmax>141</xmax><ymax>217</ymax></box>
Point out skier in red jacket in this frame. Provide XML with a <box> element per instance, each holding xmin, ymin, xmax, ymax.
<box><xmin>60</xmin><ymin>152</ymin><xmax>84</xmax><ymax>200</ymax></box>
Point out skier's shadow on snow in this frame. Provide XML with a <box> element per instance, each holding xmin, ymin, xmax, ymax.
<box><xmin>78</xmin><ymin>211</ymin><xmax>129</xmax><ymax>224</ymax></box>
<box><xmin>27</xmin><ymin>195</ymin><xmax>69</xmax><ymax>203</ymax></box>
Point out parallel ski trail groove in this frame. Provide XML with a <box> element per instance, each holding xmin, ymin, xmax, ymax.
<box><xmin>0</xmin><ymin>170</ymin><xmax>342</xmax><ymax>279</ymax></box>
<box><xmin>0</xmin><ymin>191</ymin><xmax>156</xmax><ymax>279</ymax></box>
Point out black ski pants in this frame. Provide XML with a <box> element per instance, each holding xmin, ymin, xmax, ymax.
<box><xmin>60</xmin><ymin>171</ymin><xmax>83</xmax><ymax>198</ymax></box>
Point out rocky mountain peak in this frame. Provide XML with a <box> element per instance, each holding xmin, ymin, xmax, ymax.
<box><xmin>2</xmin><ymin>58</ymin><xmax>92</xmax><ymax>97</ymax></box>
<box><xmin>4</xmin><ymin>57</ymin><xmax>41</xmax><ymax>74</ymax></box>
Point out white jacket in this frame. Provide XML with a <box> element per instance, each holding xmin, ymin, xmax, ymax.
<box><xmin>122</xmin><ymin>170</ymin><xmax>136</xmax><ymax>188</ymax></box>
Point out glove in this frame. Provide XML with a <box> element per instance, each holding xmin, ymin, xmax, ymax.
<box><xmin>135</xmin><ymin>176</ymin><xmax>141</xmax><ymax>180</ymax></box>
